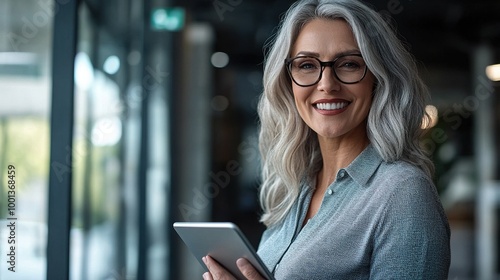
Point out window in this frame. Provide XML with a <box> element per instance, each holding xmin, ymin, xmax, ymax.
<box><xmin>0</xmin><ymin>1</ymin><xmax>53</xmax><ymax>279</ymax></box>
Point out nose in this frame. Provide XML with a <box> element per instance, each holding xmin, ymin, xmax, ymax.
<box><xmin>316</xmin><ymin>66</ymin><xmax>341</xmax><ymax>93</ymax></box>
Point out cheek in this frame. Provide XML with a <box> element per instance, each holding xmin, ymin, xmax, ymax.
<box><xmin>358</xmin><ymin>75</ymin><xmax>376</xmax><ymax>107</ymax></box>
<box><xmin>358</xmin><ymin>88</ymin><xmax>373</xmax><ymax>109</ymax></box>
<box><xmin>292</xmin><ymin>88</ymin><xmax>312</xmax><ymax>123</ymax></box>
<box><xmin>366</xmin><ymin>72</ymin><xmax>377</xmax><ymax>93</ymax></box>
<box><xmin>352</xmin><ymin>85</ymin><xmax>374</xmax><ymax>119</ymax></box>
<box><xmin>292</xmin><ymin>83</ymin><xmax>314</xmax><ymax>101</ymax></box>
<box><xmin>292</xmin><ymin>86</ymin><xmax>308</xmax><ymax>107</ymax></box>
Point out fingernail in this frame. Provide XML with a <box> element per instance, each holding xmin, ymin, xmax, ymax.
<box><xmin>202</xmin><ymin>256</ymin><xmax>207</xmax><ymax>264</ymax></box>
<box><xmin>236</xmin><ymin>258</ymin><xmax>247</xmax><ymax>267</ymax></box>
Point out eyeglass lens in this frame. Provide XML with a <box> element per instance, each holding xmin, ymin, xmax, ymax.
<box><xmin>287</xmin><ymin>55</ymin><xmax>366</xmax><ymax>86</ymax></box>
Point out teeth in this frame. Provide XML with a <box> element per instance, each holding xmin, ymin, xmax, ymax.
<box><xmin>315</xmin><ymin>102</ymin><xmax>348</xmax><ymax>110</ymax></box>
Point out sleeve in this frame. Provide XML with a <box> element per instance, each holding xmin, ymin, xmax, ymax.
<box><xmin>370</xmin><ymin>175</ymin><xmax>451</xmax><ymax>280</ymax></box>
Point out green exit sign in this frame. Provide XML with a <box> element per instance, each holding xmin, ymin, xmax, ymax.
<box><xmin>151</xmin><ymin>8</ymin><xmax>185</xmax><ymax>31</ymax></box>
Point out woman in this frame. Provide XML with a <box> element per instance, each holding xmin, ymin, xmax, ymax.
<box><xmin>203</xmin><ymin>0</ymin><xmax>450</xmax><ymax>279</ymax></box>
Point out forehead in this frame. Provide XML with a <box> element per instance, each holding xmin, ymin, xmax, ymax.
<box><xmin>291</xmin><ymin>18</ymin><xmax>359</xmax><ymax>58</ymax></box>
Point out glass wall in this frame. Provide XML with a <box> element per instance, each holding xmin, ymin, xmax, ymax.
<box><xmin>0</xmin><ymin>0</ymin><xmax>53</xmax><ymax>279</ymax></box>
<box><xmin>69</xmin><ymin>1</ymin><xmax>145</xmax><ymax>279</ymax></box>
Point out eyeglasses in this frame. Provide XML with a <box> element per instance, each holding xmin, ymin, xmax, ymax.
<box><xmin>285</xmin><ymin>54</ymin><xmax>368</xmax><ymax>87</ymax></box>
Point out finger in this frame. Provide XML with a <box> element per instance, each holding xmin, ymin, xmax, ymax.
<box><xmin>236</xmin><ymin>258</ymin><xmax>265</xmax><ymax>280</ymax></box>
<box><xmin>203</xmin><ymin>272</ymin><xmax>213</xmax><ymax>280</ymax></box>
<box><xmin>203</xmin><ymin>255</ymin><xmax>236</xmax><ymax>280</ymax></box>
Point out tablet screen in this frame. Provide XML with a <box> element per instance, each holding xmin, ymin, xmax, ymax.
<box><xmin>173</xmin><ymin>222</ymin><xmax>274</xmax><ymax>280</ymax></box>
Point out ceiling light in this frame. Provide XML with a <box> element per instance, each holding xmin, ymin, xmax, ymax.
<box><xmin>211</xmin><ymin>52</ymin><xmax>229</xmax><ymax>68</ymax></box>
<box><xmin>422</xmin><ymin>105</ymin><xmax>438</xmax><ymax>129</ymax></box>
<box><xmin>103</xmin><ymin>55</ymin><xmax>120</xmax><ymax>75</ymax></box>
<box><xmin>486</xmin><ymin>64</ymin><xmax>500</xmax><ymax>81</ymax></box>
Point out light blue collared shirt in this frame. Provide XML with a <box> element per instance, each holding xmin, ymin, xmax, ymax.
<box><xmin>257</xmin><ymin>145</ymin><xmax>450</xmax><ymax>279</ymax></box>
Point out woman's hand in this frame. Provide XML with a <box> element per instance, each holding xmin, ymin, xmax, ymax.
<box><xmin>202</xmin><ymin>255</ymin><xmax>266</xmax><ymax>280</ymax></box>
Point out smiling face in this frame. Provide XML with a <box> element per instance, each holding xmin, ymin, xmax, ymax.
<box><xmin>290</xmin><ymin>18</ymin><xmax>375</xmax><ymax>144</ymax></box>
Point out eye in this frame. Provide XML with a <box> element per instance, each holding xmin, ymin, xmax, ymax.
<box><xmin>335</xmin><ymin>56</ymin><xmax>364</xmax><ymax>71</ymax></box>
<box><xmin>337</xmin><ymin>61</ymin><xmax>360</xmax><ymax>69</ymax></box>
<box><xmin>292</xmin><ymin>58</ymin><xmax>320</xmax><ymax>71</ymax></box>
<box><xmin>299</xmin><ymin>62</ymin><xmax>317</xmax><ymax>69</ymax></box>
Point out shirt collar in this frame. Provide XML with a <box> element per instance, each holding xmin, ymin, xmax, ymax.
<box><xmin>344</xmin><ymin>144</ymin><xmax>382</xmax><ymax>187</ymax></box>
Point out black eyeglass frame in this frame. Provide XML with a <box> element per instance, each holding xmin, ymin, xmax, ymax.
<box><xmin>284</xmin><ymin>54</ymin><xmax>368</xmax><ymax>87</ymax></box>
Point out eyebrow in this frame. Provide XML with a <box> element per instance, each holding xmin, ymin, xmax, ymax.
<box><xmin>294</xmin><ymin>50</ymin><xmax>361</xmax><ymax>58</ymax></box>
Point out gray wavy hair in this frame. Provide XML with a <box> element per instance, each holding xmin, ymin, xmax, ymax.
<box><xmin>258</xmin><ymin>0</ymin><xmax>433</xmax><ymax>227</ymax></box>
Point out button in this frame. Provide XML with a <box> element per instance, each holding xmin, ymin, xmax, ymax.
<box><xmin>338</xmin><ymin>170</ymin><xmax>346</xmax><ymax>178</ymax></box>
<box><xmin>327</xmin><ymin>189</ymin><xmax>333</xmax><ymax>195</ymax></box>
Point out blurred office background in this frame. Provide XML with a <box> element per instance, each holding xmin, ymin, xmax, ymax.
<box><xmin>0</xmin><ymin>0</ymin><xmax>499</xmax><ymax>279</ymax></box>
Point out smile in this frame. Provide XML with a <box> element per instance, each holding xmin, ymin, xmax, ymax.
<box><xmin>314</xmin><ymin>102</ymin><xmax>349</xmax><ymax>110</ymax></box>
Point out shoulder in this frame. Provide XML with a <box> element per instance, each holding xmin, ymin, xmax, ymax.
<box><xmin>372</xmin><ymin>160</ymin><xmax>434</xmax><ymax>194</ymax></box>
<box><xmin>378</xmin><ymin>159</ymin><xmax>429</xmax><ymax>181</ymax></box>
<box><xmin>368</xmin><ymin>160</ymin><xmax>445</xmax><ymax>219</ymax></box>
<box><xmin>368</xmin><ymin>162</ymin><xmax>451</xmax><ymax>279</ymax></box>
<box><xmin>369</xmin><ymin>160</ymin><xmax>449</xmax><ymax>233</ymax></box>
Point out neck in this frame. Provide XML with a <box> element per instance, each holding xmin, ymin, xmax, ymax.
<box><xmin>317</xmin><ymin>129</ymin><xmax>369</xmax><ymax>186</ymax></box>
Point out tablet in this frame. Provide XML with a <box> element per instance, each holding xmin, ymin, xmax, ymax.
<box><xmin>173</xmin><ymin>222</ymin><xmax>275</xmax><ymax>280</ymax></box>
